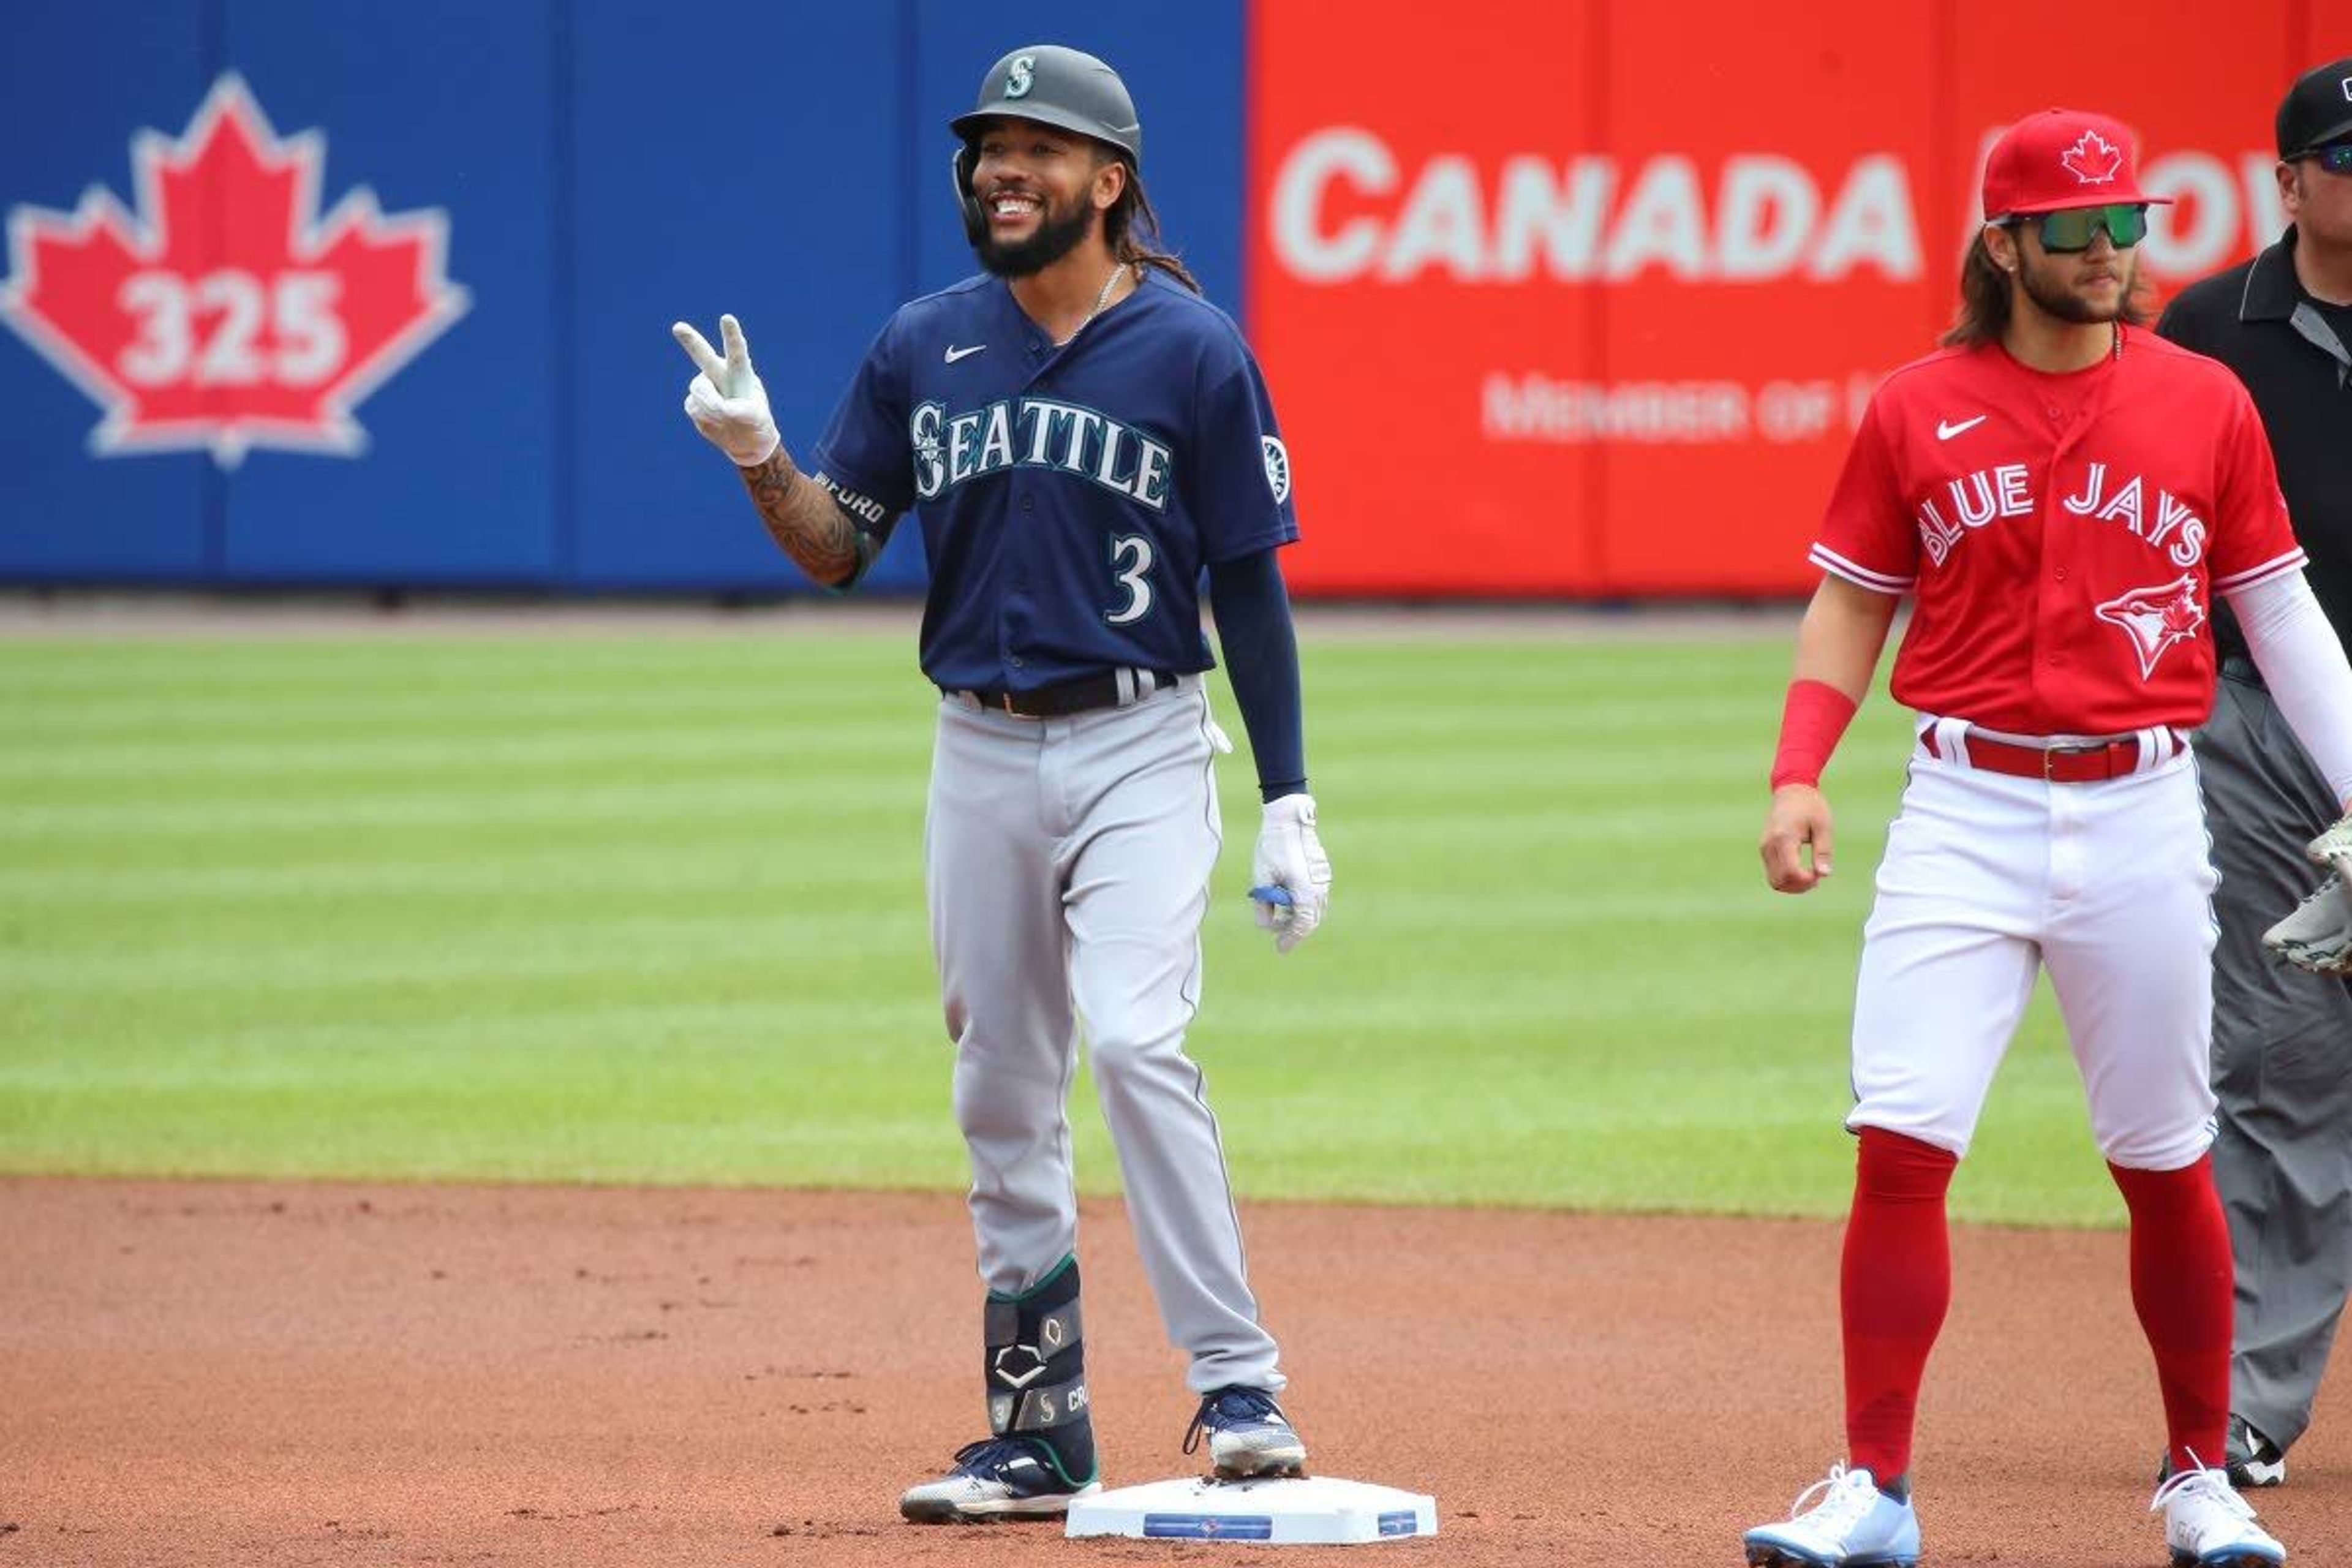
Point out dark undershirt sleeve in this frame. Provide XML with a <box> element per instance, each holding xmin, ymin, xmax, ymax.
<box><xmin>1205</xmin><ymin>548</ymin><xmax>1307</xmax><ymax>802</ymax></box>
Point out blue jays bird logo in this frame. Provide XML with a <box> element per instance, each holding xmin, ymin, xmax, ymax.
<box><xmin>2095</xmin><ymin>575</ymin><xmax>2206</xmax><ymax>679</ymax></box>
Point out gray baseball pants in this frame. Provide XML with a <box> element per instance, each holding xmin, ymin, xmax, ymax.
<box><xmin>2199</xmin><ymin>665</ymin><xmax>2352</xmax><ymax>1452</ymax></box>
<box><xmin>926</xmin><ymin>673</ymin><xmax>1284</xmax><ymax>1395</ymax></box>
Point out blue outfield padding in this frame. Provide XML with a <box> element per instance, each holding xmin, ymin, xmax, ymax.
<box><xmin>211</xmin><ymin>0</ymin><xmax>558</xmax><ymax>586</ymax></box>
<box><xmin>0</xmin><ymin>2</ymin><xmax>1246</xmax><ymax>595</ymax></box>
<box><xmin>0</xmin><ymin>8</ymin><xmax>213</xmax><ymax>582</ymax></box>
<box><xmin>568</xmin><ymin>4</ymin><xmax>909</xmax><ymax>595</ymax></box>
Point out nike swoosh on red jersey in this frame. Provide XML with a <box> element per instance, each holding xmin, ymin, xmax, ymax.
<box><xmin>1936</xmin><ymin>415</ymin><xmax>1988</xmax><ymax>440</ymax></box>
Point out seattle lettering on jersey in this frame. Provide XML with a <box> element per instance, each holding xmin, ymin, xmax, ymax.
<box><xmin>1915</xmin><ymin>461</ymin><xmax>2209</xmax><ymax>570</ymax></box>
<box><xmin>911</xmin><ymin>396</ymin><xmax>1174</xmax><ymax>511</ymax></box>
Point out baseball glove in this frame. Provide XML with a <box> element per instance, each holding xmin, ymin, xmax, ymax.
<box><xmin>2262</xmin><ymin>810</ymin><xmax>2352</xmax><ymax>975</ymax></box>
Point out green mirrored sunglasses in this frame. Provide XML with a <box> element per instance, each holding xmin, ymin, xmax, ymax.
<box><xmin>2309</xmin><ymin>144</ymin><xmax>2352</xmax><ymax>175</ymax></box>
<box><xmin>2013</xmin><ymin>203</ymin><xmax>2150</xmax><ymax>252</ymax></box>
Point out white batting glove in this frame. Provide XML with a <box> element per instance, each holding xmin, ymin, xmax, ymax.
<box><xmin>671</xmin><ymin>313</ymin><xmax>781</xmax><ymax>467</ymax></box>
<box><xmin>1251</xmin><ymin>793</ymin><xmax>1332</xmax><ymax>955</ymax></box>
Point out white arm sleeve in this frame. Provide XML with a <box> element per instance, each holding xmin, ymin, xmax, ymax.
<box><xmin>2225</xmin><ymin>570</ymin><xmax>2352</xmax><ymax>807</ymax></box>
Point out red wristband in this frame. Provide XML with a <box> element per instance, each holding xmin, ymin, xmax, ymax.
<box><xmin>1770</xmin><ymin>679</ymin><xmax>1858</xmax><ymax>790</ymax></box>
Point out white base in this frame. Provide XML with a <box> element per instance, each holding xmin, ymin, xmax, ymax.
<box><xmin>1065</xmin><ymin>1474</ymin><xmax>1438</xmax><ymax>1544</ymax></box>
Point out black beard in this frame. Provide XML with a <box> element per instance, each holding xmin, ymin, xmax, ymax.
<box><xmin>2019</xmin><ymin>249</ymin><xmax>2132</xmax><ymax>324</ymax></box>
<box><xmin>976</xmin><ymin>196</ymin><xmax>1096</xmax><ymax>278</ymax></box>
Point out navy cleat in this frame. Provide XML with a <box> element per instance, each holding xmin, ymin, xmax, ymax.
<box><xmin>898</xmin><ymin>1436</ymin><xmax>1101</xmax><ymax>1523</ymax></box>
<box><xmin>1183</xmin><ymin>1384</ymin><xmax>1308</xmax><ymax>1479</ymax></box>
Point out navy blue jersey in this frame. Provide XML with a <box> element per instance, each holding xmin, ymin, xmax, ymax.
<box><xmin>808</xmin><ymin>269</ymin><xmax>1300</xmax><ymax>693</ymax></box>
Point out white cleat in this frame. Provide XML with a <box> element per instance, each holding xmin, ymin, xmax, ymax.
<box><xmin>2154</xmin><ymin>1467</ymin><xmax>2285</xmax><ymax>1566</ymax></box>
<box><xmin>1743</xmin><ymin>1464</ymin><xmax>1920</xmax><ymax>1567</ymax></box>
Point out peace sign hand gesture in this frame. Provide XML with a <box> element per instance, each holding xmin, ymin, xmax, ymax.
<box><xmin>673</xmin><ymin>313</ymin><xmax>782</xmax><ymax>468</ymax></box>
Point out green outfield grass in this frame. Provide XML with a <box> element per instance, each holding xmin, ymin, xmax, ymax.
<box><xmin>0</xmin><ymin>616</ymin><xmax>2128</xmax><ymax>1226</ymax></box>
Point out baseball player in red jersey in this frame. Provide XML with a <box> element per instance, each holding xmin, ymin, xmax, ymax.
<box><xmin>1744</xmin><ymin>110</ymin><xmax>2352</xmax><ymax>1568</ymax></box>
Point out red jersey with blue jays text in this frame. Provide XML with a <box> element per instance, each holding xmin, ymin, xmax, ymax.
<box><xmin>1812</xmin><ymin>325</ymin><xmax>2302</xmax><ymax>735</ymax></box>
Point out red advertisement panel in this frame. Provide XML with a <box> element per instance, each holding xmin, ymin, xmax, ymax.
<box><xmin>1248</xmin><ymin>0</ymin><xmax>2303</xmax><ymax>597</ymax></box>
<box><xmin>1594</xmin><ymin>5</ymin><xmax>1939</xmax><ymax>593</ymax></box>
<box><xmin>1248</xmin><ymin>0</ymin><xmax>1605</xmax><ymax>595</ymax></box>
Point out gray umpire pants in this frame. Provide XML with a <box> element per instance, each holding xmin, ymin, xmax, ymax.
<box><xmin>926</xmin><ymin>675</ymin><xmax>1284</xmax><ymax>1395</ymax></box>
<box><xmin>2199</xmin><ymin>663</ymin><xmax>2352</xmax><ymax>1453</ymax></box>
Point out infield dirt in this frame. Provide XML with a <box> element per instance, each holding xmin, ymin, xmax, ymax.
<box><xmin>7</xmin><ymin>1178</ymin><xmax>2351</xmax><ymax>1566</ymax></box>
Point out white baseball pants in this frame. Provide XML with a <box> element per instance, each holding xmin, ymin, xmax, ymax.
<box><xmin>926</xmin><ymin>675</ymin><xmax>1284</xmax><ymax>1394</ymax></box>
<box><xmin>1847</xmin><ymin>717</ymin><xmax>2220</xmax><ymax>1169</ymax></box>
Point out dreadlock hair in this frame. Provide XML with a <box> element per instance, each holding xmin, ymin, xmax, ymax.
<box><xmin>1941</xmin><ymin>226</ymin><xmax>2154</xmax><ymax>348</ymax></box>
<box><xmin>1097</xmin><ymin>154</ymin><xmax>1200</xmax><ymax>294</ymax></box>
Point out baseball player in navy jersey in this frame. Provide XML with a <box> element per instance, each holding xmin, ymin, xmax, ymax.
<box><xmin>1745</xmin><ymin>110</ymin><xmax>2352</xmax><ymax>1568</ymax></box>
<box><xmin>671</xmin><ymin>43</ymin><xmax>1331</xmax><ymax>1525</ymax></box>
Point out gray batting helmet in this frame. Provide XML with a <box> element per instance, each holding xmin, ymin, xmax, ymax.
<box><xmin>950</xmin><ymin>45</ymin><xmax>1142</xmax><ymax>244</ymax></box>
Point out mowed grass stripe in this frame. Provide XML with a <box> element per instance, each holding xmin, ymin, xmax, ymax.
<box><xmin>0</xmin><ymin>717</ymin><xmax>924</xmax><ymax>783</ymax></box>
<box><xmin>0</xmin><ymin>624</ymin><xmax>2123</xmax><ymax>1224</ymax></box>
<box><xmin>1</xmin><ymin>775</ymin><xmax>934</xmax><ymax>835</ymax></box>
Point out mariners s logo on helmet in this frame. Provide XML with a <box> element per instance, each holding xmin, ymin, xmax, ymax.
<box><xmin>1004</xmin><ymin>55</ymin><xmax>1036</xmax><ymax>99</ymax></box>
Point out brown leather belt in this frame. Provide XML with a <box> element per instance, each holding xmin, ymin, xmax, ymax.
<box><xmin>947</xmin><ymin>668</ymin><xmax>1174</xmax><ymax>719</ymax></box>
<box><xmin>1923</xmin><ymin>726</ymin><xmax>2180</xmax><ymax>782</ymax></box>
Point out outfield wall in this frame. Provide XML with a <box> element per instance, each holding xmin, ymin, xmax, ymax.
<box><xmin>0</xmin><ymin>2</ymin><xmax>2328</xmax><ymax>598</ymax></box>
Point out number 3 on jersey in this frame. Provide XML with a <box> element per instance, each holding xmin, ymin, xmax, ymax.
<box><xmin>1106</xmin><ymin>533</ymin><xmax>1155</xmax><ymax>625</ymax></box>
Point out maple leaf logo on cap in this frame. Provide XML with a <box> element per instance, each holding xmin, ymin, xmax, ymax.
<box><xmin>0</xmin><ymin>74</ymin><xmax>469</xmax><ymax>467</ymax></box>
<box><xmin>2059</xmin><ymin>129</ymin><xmax>2124</xmax><ymax>186</ymax></box>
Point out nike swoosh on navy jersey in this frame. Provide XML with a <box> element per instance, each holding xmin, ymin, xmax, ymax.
<box><xmin>944</xmin><ymin>344</ymin><xmax>987</xmax><ymax>363</ymax></box>
<box><xmin>1936</xmin><ymin>415</ymin><xmax>1988</xmax><ymax>440</ymax></box>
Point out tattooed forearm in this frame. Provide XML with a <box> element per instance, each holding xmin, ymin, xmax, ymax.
<box><xmin>736</xmin><ymin>450</ymin><xmax>860</xmax><ymax>587</ymax></box>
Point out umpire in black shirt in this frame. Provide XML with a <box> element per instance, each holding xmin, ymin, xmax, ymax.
<box><xmin>2155</xmin><ymin>54</ymin><xmax>2352</xmax><ymax>1490</ymax></box>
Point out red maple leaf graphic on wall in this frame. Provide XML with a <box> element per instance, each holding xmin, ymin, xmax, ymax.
<box><xmin>0</xmin><ymin>74</ymin><xmax>469</xmax><ymax>467</ymax></box>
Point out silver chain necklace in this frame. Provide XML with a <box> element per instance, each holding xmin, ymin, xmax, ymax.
<box><xmin>1055</xmin><ymin>262</ymin><xmax>1131</xmax><ymax>348</ymax></box>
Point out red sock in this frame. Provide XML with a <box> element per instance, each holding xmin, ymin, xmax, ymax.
<box><xmin>1843</xmin><ymin>1128</ymin><xmax>1958</xmax><ymax>1482</ymax></box>
<box><xmin>2109</xmin><ymin>1155</ymin><xmax>2232</xmax><ymax>1476</ymax></box>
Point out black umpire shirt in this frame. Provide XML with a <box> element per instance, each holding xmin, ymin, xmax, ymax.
<box><xmin>2156</xmin><ymin>225</ymin><xmax>2352</xmax><ymax>668</ymax></box>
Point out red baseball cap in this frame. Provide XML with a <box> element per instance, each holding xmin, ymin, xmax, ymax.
<box><xmin>1981</xmin><ymin>109</ymin><xmax>2173</xmax><ymax>219</ymax></box>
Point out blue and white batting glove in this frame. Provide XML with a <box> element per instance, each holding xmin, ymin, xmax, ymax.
<box><xmin>1252</xmin><ymin>793</ymin><xmax>1331</xmax><ymax>955</ymax></box>
<box><xmin>673</xmin><ymin>312</ymin><xmax>781</xmax><ymax>467</ymax></box>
